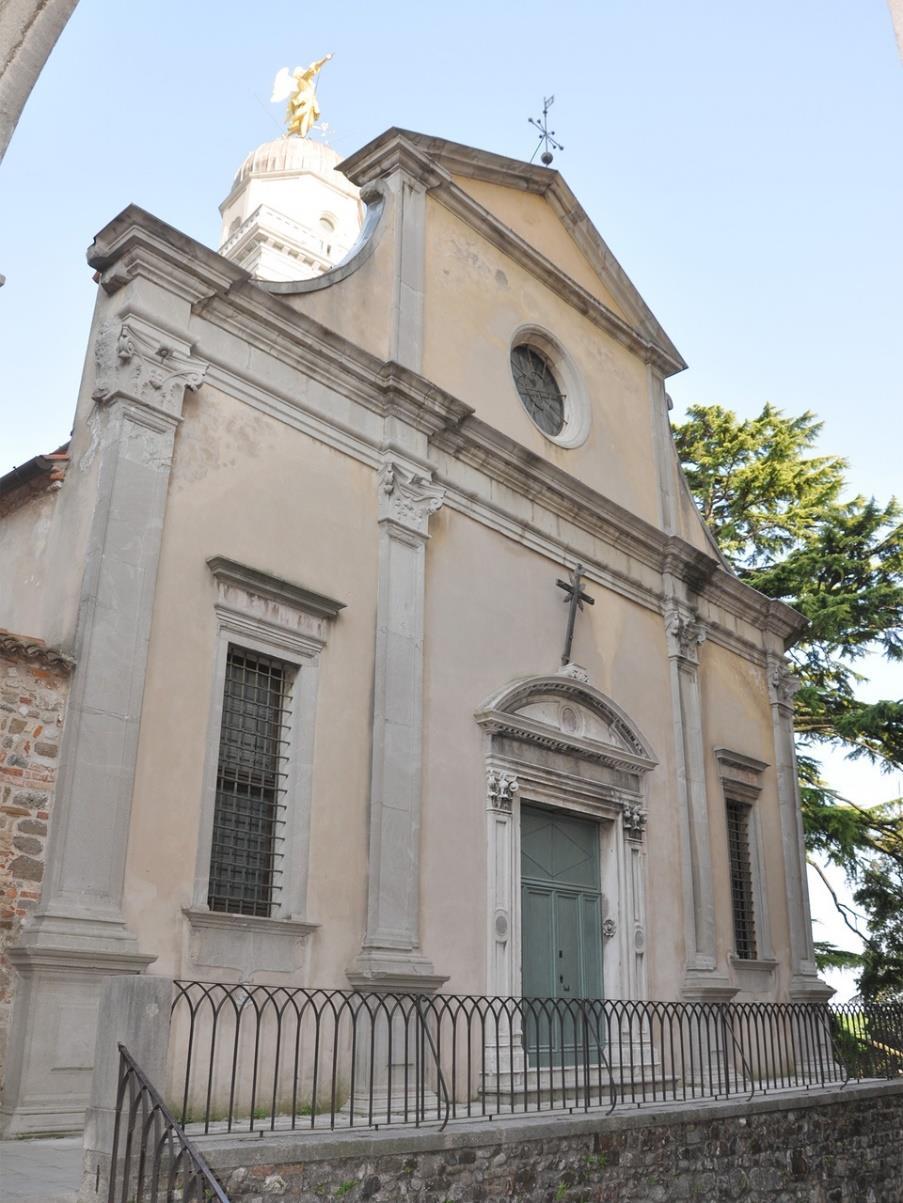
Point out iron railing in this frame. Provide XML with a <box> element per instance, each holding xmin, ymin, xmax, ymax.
<box><xmin>109</xmin><ymin>1044</ymin><xmax>230</xmax><ymax>1203</ymax></box>
<box><xmin>169</xmin><ymin>984</ymin><xmax>903</xmax><ymax>1136</ymax></box>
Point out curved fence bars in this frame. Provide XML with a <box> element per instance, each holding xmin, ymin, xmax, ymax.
<box><xmin>167</xmin><ymin>985</ymin><xmax>903</xmax><ymax>1137</ymax></box>
<box><xmin>109</xmin><ymin>1044</ymin><xmax>229</xmax><ymax>1203</ymax></box>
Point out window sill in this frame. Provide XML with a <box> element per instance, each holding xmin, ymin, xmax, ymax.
<box><xmin>183</xmin><ymin>907</ymin><xmax>319</xmax><ymax>976</ymax></box>
<box><xmin>730</xmin><ymin>956</ymin><xmax>778</xmax><ymax>991</ymax></box>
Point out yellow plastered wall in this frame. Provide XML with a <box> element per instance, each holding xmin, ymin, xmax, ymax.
<box><xmin>122</xmin><ymin>383</ymin><xmax>378</xmax><ymax>990</ymax></box>
<box><xmin>422</xmin><ymin>196</ymin><xmax>661</xmax><ymax>526</ymax></box>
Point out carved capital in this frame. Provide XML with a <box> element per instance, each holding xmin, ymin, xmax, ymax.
<box><xmin>622</xmin><ymin>802</ymin><xmax>647</xmax><ymax>839</ymax></box>
<box><xmin>665</xmin><ymin>603</ymin><xmax>707</xmax><ymax>664</ymax></box>
<box><xmin>377</xmin><ymin>458</ymin><xmax>445</xmax><ymax>536</ymax></box>
<box><xmin>92</xmin><ymin>318</ymin><xmax>208</xmax><ymax>418</ymax></box>
<box><xmin>767</xmin><ymin>655</ymin><xmax>803</xmax><ymax>710</ymax></box>
<box><xmin>487</xmin><ymin>770</ymin><xmax>519</xmax><ymax>813</ymax></box>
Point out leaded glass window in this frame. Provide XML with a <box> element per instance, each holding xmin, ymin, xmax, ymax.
<box><xmin>726</xmin><ymin>799</ymin><xmax>757</xmax><ymax>960</ymax></box>
<box><xmin>207</xmin><ymin>647</ymin><xmax>290</xmax><ymax>916</ymax></box>
<box><xmin>510</xmin><ymin>344</ymin><xmax>565</xmax><ymax>436</ymax></box>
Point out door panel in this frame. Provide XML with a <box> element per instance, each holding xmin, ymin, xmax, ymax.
<box><xmin>521</xmin><ymin>805</ymin><xmax>604</xmax><ymax>1064</ymax></box>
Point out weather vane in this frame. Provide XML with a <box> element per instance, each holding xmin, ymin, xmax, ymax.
<box><xmin>529</xmin><ymin>95</ymin><xmax>564</xmax><ymax>166</ymax></box>
<box><xmin>271</xmin><ymin>54</ymin><xmax>334</xmax><ymax>139</ymax></box>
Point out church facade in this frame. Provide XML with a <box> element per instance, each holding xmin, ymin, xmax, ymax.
<box><xmin>0</xmin><ymin>127</ymin><xmax>829</xmax><ymax>1135</ymax></box>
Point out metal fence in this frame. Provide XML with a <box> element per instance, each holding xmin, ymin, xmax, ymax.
<box><xmin>109</xmin><ymin>1044</ymin><xmax>229</xmax><ymax>1203</ymax></box>
<box><xmin>168</xmin><ymin>983</ymin><xmax>903</xmax><ymax>1136</ymax></box>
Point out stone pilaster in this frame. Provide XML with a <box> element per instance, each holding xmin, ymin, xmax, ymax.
<box><xmin>348</xmin><ymin>457</ymin><xmax>447</xmax><ymax>992</ymax></box>
<box><xmin>664</xmin><ymin>600</ymin><xmax>730</xmax><ymax>999</ymax></box>
<box><xmin>767</xmin><ymin>655</ymin><xmax>832</xmax><ymax>1001</ymax></box>
<box><xmin>0</xmin><ymin>316</ymin><xmax>207</xmax><ymax>1134</ymax></box>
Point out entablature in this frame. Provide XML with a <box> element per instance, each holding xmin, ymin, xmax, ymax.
<box><xmin>83</xmin><ymin>205</ymin><xmax>805</xmax><ymax>669</ymax></box>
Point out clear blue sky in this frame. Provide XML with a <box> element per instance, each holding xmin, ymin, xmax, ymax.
<box><xmin>1</xmin><ymin>1</ymin><xmax>901</xmax><ymax>989</ymax></box>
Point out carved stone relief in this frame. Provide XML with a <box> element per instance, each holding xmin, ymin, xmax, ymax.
<box><xmin>487</xmin><ymin>769</ymin><xmax>519</xmax><ymax>813</ymax></box>
<box><xmin>664</xmin><ymin>602</ymin><xmax>707</xmax><ymax>664</ymax></box>
<box><xmin>93</xmin><ymin>319</ymin><xmax>207</xmax><ymax>417</ymax></box>
<box><xmin>377</xmin><ymin>459</ymin><xmax>445</xmax><ymax>535</ymax></box>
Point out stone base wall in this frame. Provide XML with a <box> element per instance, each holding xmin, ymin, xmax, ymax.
<box><xmin>202</xmin><ymin>1082</ymin><xmax>903</xmax><ymax>1203</ymax></box>
<box><xmin>0</xmin><ymin>640</ymin><xmax>70</xmax><ymax>1089</ymax></box>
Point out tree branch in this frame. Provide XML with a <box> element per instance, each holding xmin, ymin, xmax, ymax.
<box><xmin>807</xmin><ymin>858</ymin><xmax>881</xmax><ymax>954</ymax></box>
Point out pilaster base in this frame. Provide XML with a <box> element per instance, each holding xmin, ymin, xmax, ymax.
<box><xmin>347</xmin><ymin>950</ymin><xmax>448</xmax><ymax>995</ymax></box>
<box><xmin>789</xmin><ymin>973</ymin><xmax>835</xmax><ymax>1003</ymax></box>
<box><xmin>0</xmin><ymin>936</ymin><xmax>154</xmax><ymax>1136</ymax></box>
<box><xmin>681</xmin><ymin>971</ymin><xmax>738</xmax><ymax>1003</ymax></box>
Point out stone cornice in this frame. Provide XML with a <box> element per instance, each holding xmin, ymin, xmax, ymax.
<box><xmin>83</xmin><ymin>205</ymin><xmax>806</xmax><ymax>654</ymax></box>
<box><xmin>0</xmin><ymin>630</ymin><xmax>74</xmax><ymax>672</ymax></box>
<box><xmin>475</xmin><ymin>707</ymin><xmax>657</xmax><ymax>777</ymax></box>
<box><xmin>88</xmin><ymin>204</ymin><xmax>244</xmax><ymax>302</ymax></box>
<box><xmin>206</xmin><ymin>557</ymin><xmax>346</xmax><ymax>620</ymax></box>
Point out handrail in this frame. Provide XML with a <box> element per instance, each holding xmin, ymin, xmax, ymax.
<box><xmin>109</xmin><ymin>1043</ymin><xmax>229</xmax><ymax>1203</ymax></box>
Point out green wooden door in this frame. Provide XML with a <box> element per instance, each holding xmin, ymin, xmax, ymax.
<box><xmin>521</xmin><ymin>805</ymin><xmax>603</xmax><ymax>1062</ymax></box>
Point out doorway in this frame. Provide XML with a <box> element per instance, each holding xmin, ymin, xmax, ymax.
<box><xmin>521</xmin><ymin>804</ymin><xmax>603</xmax><ymax>1061</ymax></box>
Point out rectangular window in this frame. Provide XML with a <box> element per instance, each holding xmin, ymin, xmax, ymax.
<box><xmin>726</xmin><ymin>799</ymin><xmax>757</xmax><ymax>960</ymax></box>
<box><xmin>207</xmin><ymin>646</ymin><xmax>290</xmax><ymax>916</ymax></box>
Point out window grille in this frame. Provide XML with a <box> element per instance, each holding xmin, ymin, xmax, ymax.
<box><xmin>726</xmin><ymin>799</ymin><xmax>757</xmax><ymax>960</ymax></box>
<box><xmin>207</xmin><ymin>647</ymin><xmax>290</xmax><ymax>916</ymax></box>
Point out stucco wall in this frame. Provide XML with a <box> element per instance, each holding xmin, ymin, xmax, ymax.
<box><xmin>121</xmin><ymin>382</ymin><xmax>379</xmax><ymax>991</ymax></box>
<box><xmin>421</xmin><ymin>198</ymin><xmax>662</xmax><ymax>528</ymax></box>
<box><xmin>420</xmin><ymin>505</ymin><xmax>685</xmax><ymax>1000</ymax></box>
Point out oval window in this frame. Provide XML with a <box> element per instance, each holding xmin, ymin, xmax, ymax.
<box><xmin>510</xmin><ymin>344</ymin><xmax>565</xmax><ymax>437</ymax></box>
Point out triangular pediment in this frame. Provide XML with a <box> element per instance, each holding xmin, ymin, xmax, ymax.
<box><xmin>341</xmin><ymin>128</ymin><xmax>685</xmax><ymax>374</ymax></box>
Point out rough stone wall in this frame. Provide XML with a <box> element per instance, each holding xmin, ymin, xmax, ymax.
<box><xmin>0</xmin><ymin>641</ymin><xmax>70</xmax><ymax>1087</ymax></box>
<box><xmin>212</xmin><ymin>1085</ymin><xmax>903</xmax><ymax>1203</ymax></box>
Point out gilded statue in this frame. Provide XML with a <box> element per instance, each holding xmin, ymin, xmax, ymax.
<box><xmin>271</xmin><ymin>54</ymin><xmax>334</xmax><ymax>138</ymax></box>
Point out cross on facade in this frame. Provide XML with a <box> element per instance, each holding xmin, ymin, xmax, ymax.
<box><xmin>556</xmin><ymin>563</ymin><xmax>595</xmax><ymax>666</ymax></box>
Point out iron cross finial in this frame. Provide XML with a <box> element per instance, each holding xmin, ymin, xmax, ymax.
<box><xmin>529</xmin><ymin>95</ymin><xmax>564</xmax><ymax>166</ymax></box>
<box><xmin>556</xmin><ymin>563</ymin><xmax>594</xmax><ymax>666</ymax></box>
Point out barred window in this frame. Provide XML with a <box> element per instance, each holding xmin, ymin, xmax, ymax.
<box><xmin>207</xmin><ymin>647</ymin><xmax>291</xmax><ymax>916</ymax></box>
<box><xmin>726</xmin><ymin>799</ymin><xmax>757</xmax><ymax>960</ymax></box>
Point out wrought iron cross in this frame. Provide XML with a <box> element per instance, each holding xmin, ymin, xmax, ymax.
<box><xmin>556</xmin><ymin>563</ymin><xmax>594</xmax><ymax>666</ymax></box>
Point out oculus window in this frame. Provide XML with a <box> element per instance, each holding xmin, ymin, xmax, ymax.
<box><xmin>510</xmin><ymin>344</ymin><xmax>566</xmax><ymax>437</ymax></box>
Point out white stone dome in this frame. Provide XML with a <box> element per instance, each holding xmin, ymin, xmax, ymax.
<box><xmin>219</xmin><ymin>135</ymin><xmax>363</xmax><ymax>283</ymax></box>
<box><xmin>231</xmin><ymin>136</ymin><xmax>343</xmax><ymax>191</ymax></box>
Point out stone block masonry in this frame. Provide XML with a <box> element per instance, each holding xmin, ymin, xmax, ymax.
<box><xmin>202</xmin><ymin>1081</ymin><xmax>903</xmax><ymax>1203</ymax></box>
<box><xmin>0</xmin><ymin>637</ymin><xmax>71</xmax><ymax>1088</ymax></box>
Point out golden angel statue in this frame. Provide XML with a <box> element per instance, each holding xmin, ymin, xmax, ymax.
<box><xmin>271</xmin><ymin>54</ymin><xmax>334</xmax><ymax>138</ymax></box>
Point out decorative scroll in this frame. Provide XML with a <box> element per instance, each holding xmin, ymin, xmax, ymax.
<box><xmin>623</xmin><ymin>803</ymin><xmax>647</xmax><ymax>839</ymax></box>
<box><xmin>664</xmin><ymin>603</ymin><xmax>707</xmax><ymax>664</ymax></box>
<box><xmin>93</xmin><ymin>319</ymin><xmax>207</xmax><ymax>417</ymax></box>
<box><xmin>767</xmin><ymin>656</ymin><xmax>803</xmax><ymax>710</ymax></box>
<box><xmin>377</xmin><ymin>459</ymin><xmax>445</xmax><ymax>536</ymax></box>
<box><xmin>487</xmin><ymin>769</ymin><xmax>519</xmax><ymax>813</ymax></box>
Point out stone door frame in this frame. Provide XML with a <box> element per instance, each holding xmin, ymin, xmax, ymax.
<box><xmin>476</xmin><ymin>673</ymin><xmax>657</xmax><ymax>1007</ymax></box>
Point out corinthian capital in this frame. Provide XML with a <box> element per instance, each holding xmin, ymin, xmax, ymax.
<box><xmin>767</xmin><ymin>655</ymin><xmax>803</xmax><ymax>710</ymax></box>
<box><xmin>92</xmin><ymin>317</ymin><xmax>208</xmax><ymax>418</ymax></box>
<box><xmin>664</xmin><ymin>602</ymin><xmax>707</xmax><ymax>663</ymax></box>
<box><xmin>377</xmin><ymin>458</ymin><xmax>445</xmax><ymax>536</ymax></box>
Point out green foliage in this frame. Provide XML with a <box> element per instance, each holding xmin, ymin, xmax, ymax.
<box><xmin>674</xmin><ymin>403</ymin><xmax>903</xmax><ymax>998</ymax></box>
<box><xmin>813</xmin><ymin>941</ymin><xmax>864</xmax><ymax>973</ymax></box>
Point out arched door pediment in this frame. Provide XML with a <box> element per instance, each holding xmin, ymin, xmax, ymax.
<box><xmin>475</xmin><ymin>674</ymin><xmax>657</xmax><ymax>779</ymax></box>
